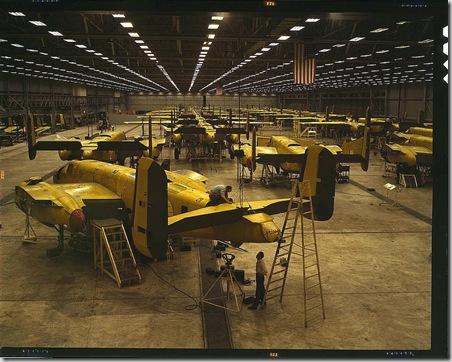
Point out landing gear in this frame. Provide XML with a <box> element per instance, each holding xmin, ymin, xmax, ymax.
<box><xmin>46</xmin><ymin>225</ymin><xmax>65</xmax><ymax>258</ymax></box>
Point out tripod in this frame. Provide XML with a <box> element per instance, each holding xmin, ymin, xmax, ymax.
<box><xmin>202</xmin><ymin>253</ymin><xmax>245</xmax><ymax>312</ymax></box>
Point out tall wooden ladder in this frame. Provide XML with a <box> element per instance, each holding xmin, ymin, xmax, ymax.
<box><xmin>92</xmin><ymin>219</ymin><xmax>141</xmax><ymax>288</ymax></box>
<box><xmin>264</xmin><ymin>180</ymin><xmax>326</xmax><ymax>327</ymax></box>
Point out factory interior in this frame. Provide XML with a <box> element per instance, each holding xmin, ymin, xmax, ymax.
<box><xmin>0</xmin><ymin>1</ymin><xmax>448</xmax><ymax>358</ymax></box>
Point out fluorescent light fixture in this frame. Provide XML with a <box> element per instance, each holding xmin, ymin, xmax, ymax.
<box><xmin>26</xmin><ymin>48</ymin><xmax>38</xmax><ymax>52</ymax></box>
<box><xmin>135</xmin><ymin>40</ymin><xmax>144</xmax><ymax>44</ymax></box>
<box><xmin>250</xmin><ymin>55</ymin><xmax>256</xmax><ymax>58</ymax></box>
<box><xmin>144</xmin><ymin>50</ymin><xmax>152</xmax><ymax>53</ymax></box>
<box><xmin>278</xmin><ymin>35</ymin><xmax>290</xmax><ymax>41</ymax></box>
<box><xmin>150</xmin><ymin>57</ymin><xmax>156</xmax><ymax>60</ymax></box>
<box><xmin>376</xmin><ymin>49</ymin><xmax>389</xmax><ymax>54</ymax></box>
<box><xmin>319</xmin><ymin>48</ymin><xmax>331</xmax><ymax>52</ymax></box>
<box><xmin>128</xmin><ymin>33</ymin><xmax>140</xmax><ymax>38</ymax></box>
<box><xmin>11</xmin><ymin>43</ymin><xmax>24</xmax><ymax>48</ymax></box>
<box><xmin>76</xmin><ymin>44</ymin><xmax>87</xmax><ymax>48</ymax></box>
<box><xmin>269</xmin><ymin>42</ymin><xmax>279</xmax><ymax>46</ymax></box>
<box><xmin>112</xmin><ymin>13</ymin><xmax>125</xmax><ymax>18</ymax></box>
<box><xmin>120</xmin><ymin>22</ymin><xmax>133</xmax><ymax>28</ymax></box>
<box><xmin>9</xmin><ymin>12</ymin><xmax>25</xmax><ymax>16</ymax></box>
<box><xmin>39</xmin><ymin>52</ymin><xmax>48</xmax><ymax>55</ymax></box>
<box><xmin>29</xmin><ymin>21</ymin><xmax>46</xmax><ymax>26</ymax></box>
<box><xmin>86</xmin><ymin>49</ymin><xmax>95</xmax><ymax>53</ymax></box>
<box><xmin>101</xmin><ymin>57</ymin><xmax>108</xmax><ymax>60</ymax></box>
<box><xmin>208</xmin><ymin>24</ymin><xmax>219</xmax><ymax>29</ymax></box>
<box><xmin>255</xmin><ymin>52</ymin><xmax>263</xmax><ymax>56</ymax></box>
<box><xmin>290</xmin><ymin>26</ymin><xmax>305</xmax><ymax>31</ymax></box>
<box><xmin>261</xmin><ymin>47</ymin><xmax>270</xmax><ymax>51</ymax></box>
<box><xmin>94</xmin><ymin>52</ymin><xmax>102</xmax><ymax>56</ymax></box>
<box><xmin>346</xmin><ymin>56</ymin><xmax>357</xmax><ymax>60</ymax></box>
<box><xmin>396</xmin><ymin>21</ymin><xmax>409</xmax><ymax>25</ymax></box>
<box><xmin>395</xmin><ymin>45</ymin><xmax>410</xmax><ymax>49</ymax></box>
<box><xmin>371</xmin><ymin>28</ymin><xmax>389</xmax><ymax>33</ymax></box>
<box><xmin>333</xmin><ymin>44</ymin><xmax>346</xmax><ymax>48</ymax></box>
<box><xmin>208</xmin><ymin>34</ymin><xmax>215</xmax><ymax>39</ymax></box>
<box><xmin>64</xmin><ymin>38</ymin><xmax>76</xmax><ymax>43</ymax></box>
<box><xmin>211</xmin><ymin>16</ymin><xmax>224</xmax><ymax>20</ymax></box>
<box><xmin>350</xmin><ymin>37</ymin><xmax>364</xmax><ymax>42</ymax></box>
<box><xmin>139</xmin><ymin>45</ymin><xmax>149</xmax><ymax>49</ymax></box>
<box><xmin>51</xmin><ymin>56</ymin><xmax>60</xmax><ymax>59</ymax></box>
<box><xmin>305</xmin><ymin>18</ymin><xmax>320</xmax><ymax>22</ymax></box>
<box><xmin>199</xmin><ymin>54</ymin><xmax>206</xmax><ymax>58</ymax></box>
<box><xmin>202</xmin><ymin>46</ymin><xmax>210</xmax><ymax>50</ymax></box>
<box><xmin>245</xmin><ymin>59</ymin><xmax>251</xmax><ymax>62</ymax></box>
<box><xmin>412</xmin><ymin>55</ymin><xmax>425</xmax><ymax>58</ymax></box>
<box><xmin>418</xmin><ymin>39</ymin><xmax>433</xmax><ymax>44</ymax></box>
<box><xmin>49</xmin><ymin>31</ymin><xmax>63</xmax><ymax>36</ymax></box>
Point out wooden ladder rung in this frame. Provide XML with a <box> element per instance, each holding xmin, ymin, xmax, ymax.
<box><xmin>267</xmin><ymin>285</ymin><xmax>283</xmax><ymax>293</ymax></box>
<box><xmin>304</xmin><ymin>273</ymin><xmax>319</xmax><ymax>280</ymax></box>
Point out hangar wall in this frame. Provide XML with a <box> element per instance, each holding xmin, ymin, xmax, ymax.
<box><xmin>282</xmin><ymin>83</ymin><xmax>433</xmax><ymax>121</ymax></box>
<box><xmin>124</xmin><ymin>94</ymin><xmax>278</xmax><ymax>113</ymax></box>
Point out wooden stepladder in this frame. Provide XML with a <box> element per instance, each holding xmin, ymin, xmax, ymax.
<box><xmin>264</xmin><ymin>180</ymin><xmax>326</xmax><ymax>327</ymax></box>
<box><xmin>92</xmin><ymin>219</ymin><xmax>141</xmax><ymax>288</ymax></box>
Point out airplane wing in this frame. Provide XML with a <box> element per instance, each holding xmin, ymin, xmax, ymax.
<box><xmin>171</xmin><ymin>169</ymin><xmax>208</xmax><ymax>183</ymax></box>
<box><xmin>257</xmin><ymin>153</ymin><xmax>307</xmax><ymax>168</ymax></box>
<box><xmin>167</xmin><ymin>198</ymin><xmax>290</xmax><ymax>234</ymax></box>
<box><xmin>96</xmin><ymin>140</ymin><xmax>148</xmax><ymax>151</ymax></box>
<box><xmin>33</xmin><ymin>140</ymin><xmax>82</xmax><ymax>151</ymax></box>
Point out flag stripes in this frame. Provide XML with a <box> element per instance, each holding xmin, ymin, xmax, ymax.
<box><xmin>294</xmin><ymin>42</ymin><xmax>316</xmax><ymax>84</ymax></box>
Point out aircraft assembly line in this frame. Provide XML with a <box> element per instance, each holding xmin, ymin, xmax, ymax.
<box><xmin>0</xmin><ymin>2</ymin><xmax>445</xmax><ymax>358</ymax></box>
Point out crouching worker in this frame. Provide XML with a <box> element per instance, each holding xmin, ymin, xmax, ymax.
<box><xmin>248</xmin><ymin>251</ymin><xmax>267</xmax><ymax>310</ymax></box>
<box><xmin>206</xmin><ymin>185</ymin><xmax>233</xmax><ymax>206</ymax></box>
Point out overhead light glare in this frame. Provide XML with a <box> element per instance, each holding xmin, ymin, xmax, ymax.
<box><xmin>211</xmin><ymin>16</ymin><xmax>224</xmax><ymax>21</ymax></box>
<box><xmin>376</xmin><ymin>49</ymin><xmax>389</xmax><ymax>54</ymax></box>
<box><xmin>120</xmin><ymin>22</ymin><xmax>133</xmax><ymax>28</ymax></box>
<box><xmin>418</xmin><ymin>39</ymin><xmax>433</xmax><ymax>44</ymax></box>
<box><xmin>208</xmin><ymin>24</ymin><xmax>219</xmax><ymax>29</ymax></box>
<box><xmin>128</xmin><ymin>32</ymin><xmax>139</xmax><ymax>37</ymax></box>
<box><xmin>135</xmin><ymin>40</ymin><xmax>144</xmax><ymax>44</ymax></box>
<box><xmin>9</xmin><ymin>12</ymin><xmax>25</xmax><ymax>16</ymax></box>
<box><xmin>305</xmin><ymin>18</ymin><xmax>320</xmax><ymax>22</ymax></box>
<box><xmin>350</xmin><ymin>37</ymin><xmax>365</xmax><ymax>42</ymax></box>
<box><xmin>261</xmin><ymin>47</ymin><xmax>270</xmax><ymax>51</ymax></box>
<box><xmin>269</xmin><ymin>42</ymin><xmax>279</xmax><ymax>46</ymax></box>
<box><xmin>319</xmin><ymin>48</ymin><xmax>331</xmax><ymax>53</ymax></box>
<box><xmin>11</xmin><ymin>43</ymin><xmax>24</xmax><ymax>48</ymax></box>
<box><xmin>208</xmin><ymin>34</ymin><xmax>215</xmax><ymax>39</ymax></box>
<box><xmin>112</xmin><ymin>14</ymin><xmax>125</xmax><ymax>18</ymax></box>
<box><xmin>76</xmin><ymin>44</ymin><xmax>87</xmax><ymax>48</ymax></box>
<box><xmin>290</xmin><ymin>26</ymin><xmax>305</xmax><ymax>31</ymax></box>
<box><xmin>49</xmin><ymin>31</ymin><xmax>63</xmax><ymax>36</ymax></box>
<box><xmin>371</xmin><ymin>28</ymin><xmax>389</xmax><ymax>33</ymax></box>
<box><xmin>278</xmin><ymin>35</ymin><xmax>290</xmax><ymax>41</ymax></box>
<box><xmin>29</xmin><ymin>21</ymin><xmax>46</xmax><ymax>26</ymax></box>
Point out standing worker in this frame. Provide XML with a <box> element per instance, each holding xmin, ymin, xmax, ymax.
<box><xmin>249</xmin><ymin>251</ymin><xmax>267</xmax><ymax>310</ymax></box>
<box><xmin>206</xmin><ymin>185</ymin><xmax>233</xmax><ymax>206</ymax></box>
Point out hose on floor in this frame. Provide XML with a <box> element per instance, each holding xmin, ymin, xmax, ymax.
<box><xmin>148</xmin><ymin>264</ymin><xmax>200</xmax><ymax>311</ymax></box>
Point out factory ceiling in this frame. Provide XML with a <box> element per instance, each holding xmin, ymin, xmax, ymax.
<box><xmin>0</xmin><ymin>7</ymin><xmax>436</xmax><ymax>94</ymax></box>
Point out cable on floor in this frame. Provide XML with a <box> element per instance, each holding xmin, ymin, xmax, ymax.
<box><xmin>148</xmin><ymin>263</ymin><xmax>200</xmax><ymax>311</ymax></box>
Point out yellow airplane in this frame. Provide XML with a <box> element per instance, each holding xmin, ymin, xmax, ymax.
<box><xmin>16</xmin><ymin>122</ymin><xmax>354</xmax><ymax>258</ymax></box>
<box><xmin>25</xmin><ymin>115</ymin><xmax>165</xmax><ymax>164</ymax></box>
<box><xmin>381</xmin><ymin>127</ymin><xmax>433</xmax><ymax>167</ymax></box>
<box><xmin>236</xmin><ymin>114</ymin><xmax>371</xmax><ymax>175</ymax></box>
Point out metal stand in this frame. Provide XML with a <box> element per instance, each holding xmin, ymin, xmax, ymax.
<box><xmin>202</xmin><ymin>253</ymin><xmax>245</xmax><ymax>312</ymax></box>
<box><xmin>22</xmin><ymin>208</ymin><xmax>37</xmax><ymax>243</ymax></box>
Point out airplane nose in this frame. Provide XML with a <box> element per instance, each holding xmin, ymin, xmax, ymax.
<box><xmin>69</xmin><ymin>209</ymin><xmax>86</xmax><ymax>232</ymax></box>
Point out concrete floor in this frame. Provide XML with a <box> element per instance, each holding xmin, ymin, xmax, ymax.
<box><xmin>0</xmin><ymin>125</ymin><xmax>432</xmax><ymax>350</ymax></box>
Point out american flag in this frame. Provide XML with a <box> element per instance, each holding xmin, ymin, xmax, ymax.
<box><xmin>294</xmin><ymin>42</ymin><xmax>316</xmax><ymax>84</ymax></box>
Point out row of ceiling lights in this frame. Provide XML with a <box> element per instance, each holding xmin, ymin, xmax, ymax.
<box><xmin>6</xmin><ymin>11</ymin><xmax>166</xmax><ymax>91</ymax></box>
<box><xmin>0</xmin><ymin>40</ymin><xmax>159</xmax><ymax>91</ymax></box>
<box><xmin>0</xmin><ymin>55</ymin><xmax>145</xmax><ymax>91</ymax></box>
<box><xmin>111</xmin><ymin>13</ymin><xmax>178</xmax><ymax>91</ymax></box>
<box><xmin>198</xmin><ymin>18</ymin><xmax>321</xmax><ymax>92</ymax></box>
<box><xmin>217</xmin><ymin>19</ymin><xmax>433</xmax><ymax>94</ymax></box>
<box><xmin>188</xmin><ymin>15</ymin><xmax>224</xmax><ymax>92</ymax></box>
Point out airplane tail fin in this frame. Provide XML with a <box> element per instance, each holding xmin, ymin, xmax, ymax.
<box><xmin>340</xmin><ymin>106</ymin><xmax>371</xmax><ymax>171</ymax></box>
<box><xmin>301</xmin><ymin>145</ymin><xmax>336</xmax><ymax>221</ymax></box>
<box><xmin>132</xmin><ymin>157</ymin><xmax>168</xmax><ymax>260</ymax></box>
<box><xmin>25</xmin><ymin>112</ymin><xmax>37</xmax><ymax>160</ymax></box>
